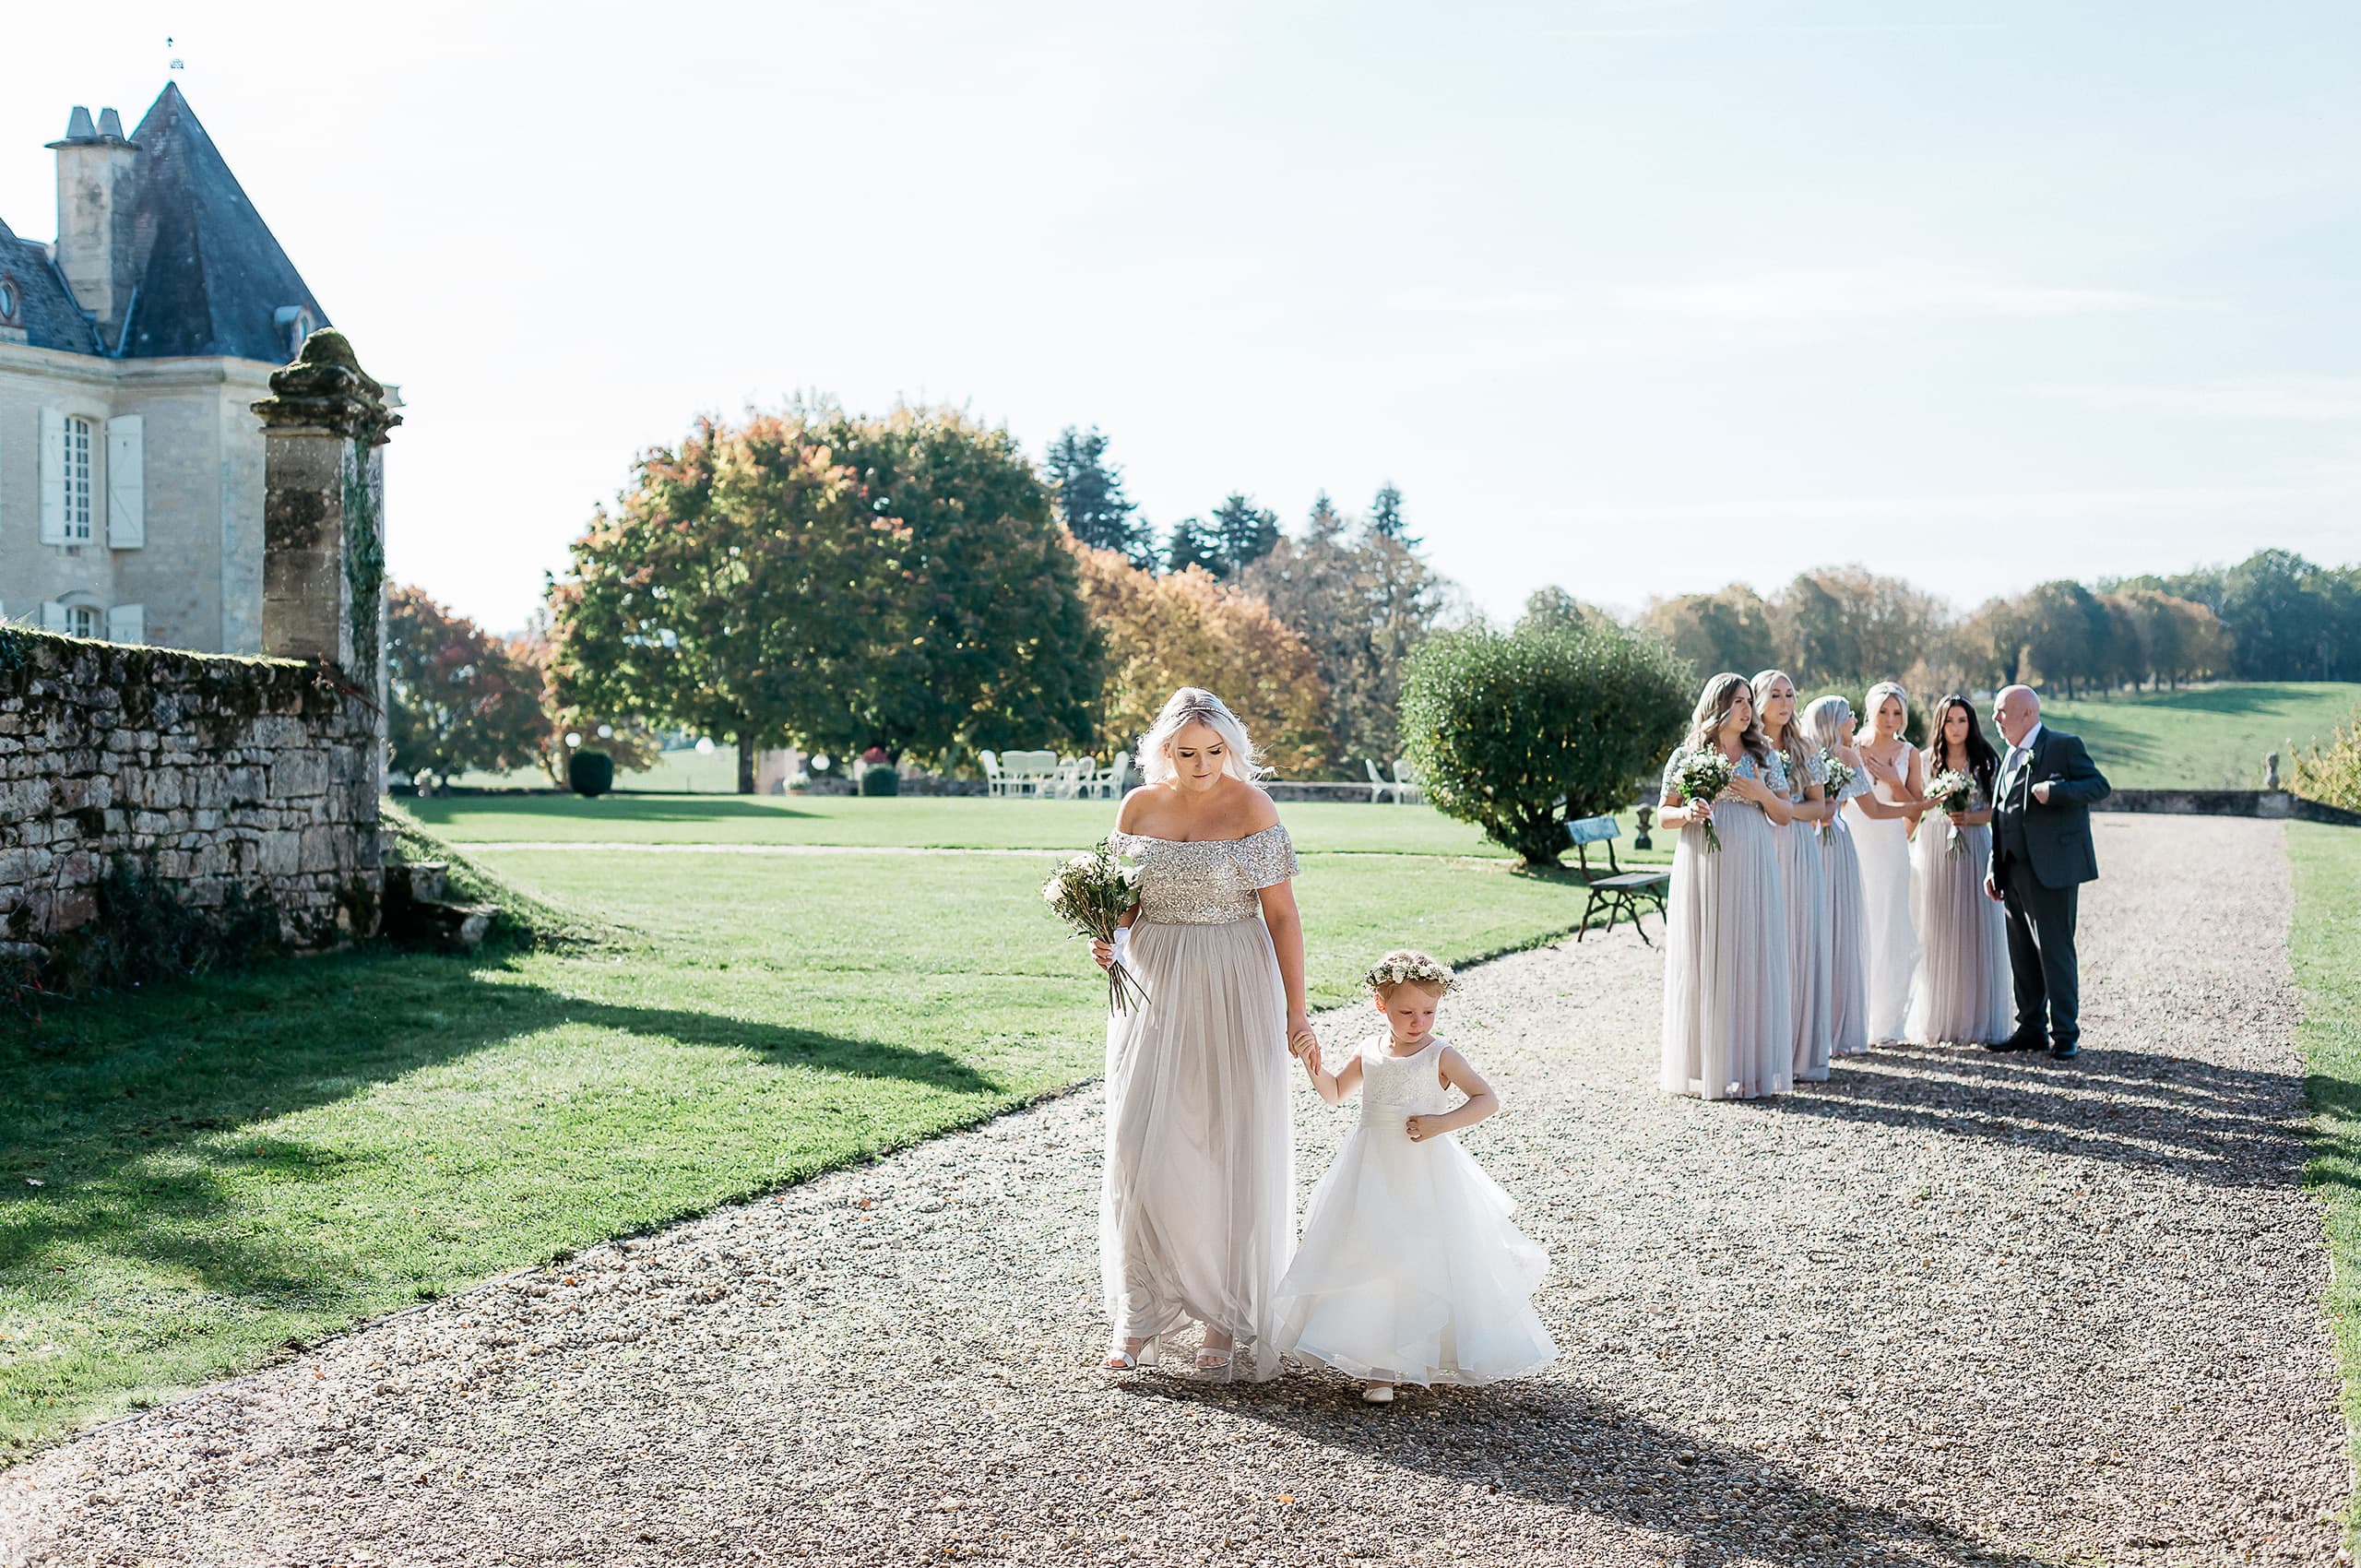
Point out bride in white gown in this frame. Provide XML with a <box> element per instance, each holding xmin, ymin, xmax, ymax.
<box><xmin>1847</xmin><ymin>682</ymin><xmax>1927</xmax><ymax>1045</ymax></box>
<box><xmin>1090</xmin><ymin>689</ymin><xmax>1318</xmax><ymax>1381</ymax></box>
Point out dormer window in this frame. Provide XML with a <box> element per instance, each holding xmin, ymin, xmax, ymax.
<box><xmin>275</xmin><ymin>303</ymin><xmax>317</xmax><ymax>359</ymax></box>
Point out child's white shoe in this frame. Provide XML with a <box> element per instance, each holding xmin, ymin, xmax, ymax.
<box><xmin>1361</xmin><ymin>1382</ymin><xmax>1394</xmax><ymax>1404</ymax></box>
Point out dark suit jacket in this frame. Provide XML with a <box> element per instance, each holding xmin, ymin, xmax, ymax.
<box><xmin>1988</xmin><ymin>726</ymin><xmax>2110</xmax><ymax>890</ymax></box>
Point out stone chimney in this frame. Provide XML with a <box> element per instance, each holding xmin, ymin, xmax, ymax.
<box><xmin>48</xmin><ymin>104</ymin><xmax>141</xmax><ymax>348</ymax></box>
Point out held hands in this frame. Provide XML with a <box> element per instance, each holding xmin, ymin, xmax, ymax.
<box><xmin>1298</xmin><ymin>1039</ymin><xmax>1323</xmax><ymax>1076</ymax></box>
<box><xmin>1287</xmin><ymin>1012</ymin><xmax>1320</xmax><ymax>1060</ymax></box>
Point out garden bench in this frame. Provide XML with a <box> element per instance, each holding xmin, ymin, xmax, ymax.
<box><xmin>1565</xmin><ymin>814</ymin><xmax>1669</xmax><ymax>945</ymax></box>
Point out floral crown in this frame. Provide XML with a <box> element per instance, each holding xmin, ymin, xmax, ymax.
<box><xmin>1364</xmin><ymin>950</ymin><xmax>1460</xmax><ymax>996</ymax></box>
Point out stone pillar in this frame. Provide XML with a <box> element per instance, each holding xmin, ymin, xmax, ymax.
<box><xmin>253</xmin><ymin>329</ymin><xmax>400</xmax><ymax>690</ymax></box>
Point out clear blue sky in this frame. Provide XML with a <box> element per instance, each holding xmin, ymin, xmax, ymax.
<box><xmin>8</xmin><ymin>1</ymin><xmax>2355</xmax><ymax>635</ymax></box>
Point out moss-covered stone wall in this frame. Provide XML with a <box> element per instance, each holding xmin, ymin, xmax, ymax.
<box><xmin>0</xmin><ymin>624</ymin><xmax>380</xmax><ymax>949</ymax></box>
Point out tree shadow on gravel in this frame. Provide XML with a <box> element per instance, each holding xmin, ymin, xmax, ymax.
<box><xmin>1131</xmin><ymin>1375</ymin><xmax>2042</xmax><ymax>1567</ymax></box>
<box><xmin>1755</xmin><ymin>1044</ymin><xmax>2307</xmax><ymax>1190</ymax></box>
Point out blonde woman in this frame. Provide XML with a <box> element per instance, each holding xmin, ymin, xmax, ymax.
<box><xmin>1753</xmin><ymin>670</ymin><xmax>1833</xmax><ymax>1082</ymax></box>
<box><xmin>1805</xmin><ymin>695</ymin><xmax>1873</xmax><ymax>1057</ymax></box>
<box><xmin>1848</xmin><ymin>682</ymin><xmax>1925</xmax><ymax>1044</ymax></box>
<box><xmin>1088</xmin><ymin>687</ymin><xmax>1314</xmax><ymax>1380</ymax></box>
<box><xmin>1655</xmin><ymin>672</ymin><xmax>1795</xmax><ymax>1100</ymax></box>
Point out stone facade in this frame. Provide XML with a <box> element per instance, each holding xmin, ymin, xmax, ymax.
<box><xmin>0</xmin><ymin>635</ymin><xmax>381</xmax><ymax>943</ymax></box>
<box><xmin>0</xmin><ymin>328</ymin><xmax>396</xmax><ymax>956</ymax></box>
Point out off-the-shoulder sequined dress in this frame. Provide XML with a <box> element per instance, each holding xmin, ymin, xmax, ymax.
<box><xmin>1101</xmin><ymin>824</ymin><xmax>1299</xmax><ymax>1380</ymax></box>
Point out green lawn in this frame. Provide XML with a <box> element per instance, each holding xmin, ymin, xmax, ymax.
<box><xmin>408</xmin><ymin>793</ymin><xmax>1682</xmax><ymax>862</ymax></box>
<box><xmin>0</xmin><ymin>825</ymin><xmax>1619</xmax><ymax>1457</ymax></box>
<box><xmin>2293</xmin><ymin>821</ymin><xmax>2361</xmax><ymax>1540</ymax></box>
<box><xmin>2038</xmin><ymin>682</ymin><xmax>2361</xmax><ymax>790</ymax></box>
<box><xmin>444</xmin><ymin>746</ymin><xmax>744</xmax><ymax>795</ymax></box>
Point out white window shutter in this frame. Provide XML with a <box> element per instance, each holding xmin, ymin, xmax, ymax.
<box><xmin>38</xmin><ymin>408</ymin><xmax>67</xmax><ymax>544</ymax></box>
<box><xmin>40</xmin><ymin>600</ymin><xmax>69</xmax><ymax>632</ymax></box>
<box><xmin>106</xmin><ymin>414</ymin><xmax>144</xmax><ymax>548</ymax></box>
<box><xmin>107</xmin><ymin>603</ymin><xmax>146</xmax><ymax>644</ymax></box>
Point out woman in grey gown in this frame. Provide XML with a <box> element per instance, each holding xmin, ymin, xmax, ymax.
<box><xmin>1804</xmin><ymin>695</ymin><xmax>1873</xmax><ymax>1057</ymax></box>
<box><xmin>1089</xmin><ymin>688</ymin><xmax>1317</xmax><ymax>1380</ymax></box>
<box><xmin>1754</xmin><ymin>670</ymin><xmax>1834</xmax><ymax>1083</ymax></box>
<box><xmin>1906</xmin><ymin>694</ymin><xmax>2013</xmax><ymax>1045</ymax></box>
<box><xmin>1655</xmin><ymin>672</ymin><xmax>1796</xmax><ymax>1100</ymax></box>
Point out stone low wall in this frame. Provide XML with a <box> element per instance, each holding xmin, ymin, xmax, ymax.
<box><xmin>2095</xmin><ymin>788</ymin><xmax>2361</xmax><ymax>828</ymax></box>
<box><xmin>0</xmin><ymin>628</ymin><xmax>382</xmax><ymax>948</ymax></box>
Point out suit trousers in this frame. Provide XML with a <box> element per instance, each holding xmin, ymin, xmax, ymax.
<box><xmin>1999</xmin><ymin>853</ymin><xmax>2081</xmax><ymax>1046</ymax></box>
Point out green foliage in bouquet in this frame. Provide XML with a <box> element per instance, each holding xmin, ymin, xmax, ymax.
<box><xmin>1673</xmin><ymin>748</ymin><xmax>1738</xmax><ymax>852</ymax></box>
<box><xmin>1400</xmin><ymin>621</ymin><xmax>1691</xmax><ymax>866</ymax></box>
<box><xmin>1041</xmin><ymin>839</ymin><xmax>1148</xmax><ymax>1013</ymax></box>
<box><xmin>1923</xmin><ymin>767</ymin><xmax>1977</xmax><ymax>856</ymax></box>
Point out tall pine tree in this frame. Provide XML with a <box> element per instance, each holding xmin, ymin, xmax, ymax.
<box><xmin>1044</xmin><ymin>426</ymin><xmax>1156</xmax><ymax>569</ymax></box>
<box><xmin>1166</xmin><ymin>517</ymin><xmax>1221</xmax><ymax>575</ymax></box>
<box><xmin>1368</xmin><ymin>482</ymin><xmax>1415</xmax><ymax>545</ymax></box>
<box><xmin>1208</xmin><ymin>493</ymin><xmax>1280</xmax><ymax>577</ymax></box>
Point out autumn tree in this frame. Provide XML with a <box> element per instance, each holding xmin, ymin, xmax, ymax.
<box><xmin>386</xmin><ymin>585</ymin><xmax>546</xmax><ymax>790</ymax></box>
<box><xmin>506</xmin><ymin>612</ymin><xmax>661</xmax><ymax>783</ymax></box>
<box><xmin>550</xmin><ymin>404</ymin><xmax>1097</xmax><ymax>791</ymax></box>
<box><xmin>1637</xmin><ymin>586</ymin><xmax>1778</xmax><ymax>680</ymax></box>
<box><xmin>1239</xmin><ymin>515</ymin><xmax>1456</xmax><ymax>775</ymax></box>
<box><xmin>1068</xmin><ymin>541</ymin><xmax>1330</xmax><ymax>776</ymax></box>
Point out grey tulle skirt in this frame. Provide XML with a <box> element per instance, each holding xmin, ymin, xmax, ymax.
<box><xmin>1659</xmin><ymin>804</ymin><xmax>1794</xmax><ymax>1099</ymax></box>
<box><xmin>1101</xmin><ymin>916</ymin><xmax>1294</xmax><ymax>1379</ymax></box>
<box><xmin>1821</xmin><ymin>819</ymin><xmax>1872</xmax><ymax>1056</ymax></box>
<box><xmin>1906</xmin><ymin>819</ymin><xmax>2013</xmax><ymax>1045</ymax></box>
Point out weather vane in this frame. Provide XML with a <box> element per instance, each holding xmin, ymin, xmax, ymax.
<box><xmin>167</xmin><ymin>35</ymin><xmax>184</xmax><ymax>71</ymax></box>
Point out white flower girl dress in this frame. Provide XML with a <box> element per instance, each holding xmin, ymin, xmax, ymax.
<box><xmin>1273</xmin><ymin>1034</ymin><xmax>1558</xmax><ymax>1387</ymax></box>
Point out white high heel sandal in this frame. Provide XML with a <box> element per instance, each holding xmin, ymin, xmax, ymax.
<box><xmin>1104</xmin><ymin>1337</ymin><xmax>1158</xmax><ymax>1372</ymax></box>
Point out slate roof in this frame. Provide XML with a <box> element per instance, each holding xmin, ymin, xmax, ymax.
<box><xmin>120</xmin><ymin>84</ymin><xmax>330</xmax><ymax>362</ymax></box>
<box><xmin>0</xmin><ymin>84</ymin><xmax>329</xmax><ymax>362</ymax></box>
<box><xmin>0</xmin><ymin>217</ymin><xmax>101</xmax><ymax>353</ymax></box>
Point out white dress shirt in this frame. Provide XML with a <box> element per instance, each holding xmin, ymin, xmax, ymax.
<box><xmin>2001</xmin><ymin>721</ymin><xmax>2046</xmax><ymax>804</ymax></box>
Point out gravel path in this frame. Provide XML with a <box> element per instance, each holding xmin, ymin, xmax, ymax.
<box><xmin>2</xmin><ymin>816</ymin><xmax>2343</xmax><ymax>1566</ymax></box>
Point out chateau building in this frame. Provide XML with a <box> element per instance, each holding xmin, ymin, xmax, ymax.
<box><xmin>0</xmin><ymin>84</ymin><xmax>382</xmax><ymax>654</ymax></box>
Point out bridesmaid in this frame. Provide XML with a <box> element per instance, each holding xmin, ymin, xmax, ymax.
<box><xmin>1847</xmin><ymin>682</ymin><xmax>1926</xmax><ymax>1045</ymax></box>
<box><xmin>1655</xmin><ymin>672</ymin><xmax>1796</xmax><ymax>1101</ymax></box>
<box><xmin>1088</xmin><ymin>687</ymin><xmax>1317</xmax><ymax>1379</ymax></box>
<box><xmin>1804</xmin><ymin>695</ymin><xmax>1873</xmax><ymax>1057</ymax></box>
<box><xmin>1906</xmin><ymin>694</ymin><xmax>2014</xmax><ymax>1045</ymax></box>
<box><xmin>1754</xmin><ymin>670</ymin><xmax>1833</xmax><ymax>1083</ymax></box>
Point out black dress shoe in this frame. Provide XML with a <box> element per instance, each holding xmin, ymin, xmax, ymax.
<box><xmin>1987</xmin><ymin>1032</ymin><xmax>2044</xmax><ymax>1052</ymax></box>
<box><xmin>2047</xmin><ymin>1040</ymin><xmax>2081</xmax><ymax>1060</ymax></box>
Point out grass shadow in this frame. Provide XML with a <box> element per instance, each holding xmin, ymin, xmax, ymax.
<box><xmin>1135</xmin><ymin>1374</ymin><xmax>2040</xmax><ymax>1566</ymax></box>
<box><xmin>406</xmin><ymin>796</ymin><xmax>821</xmax><ymax>829</ymax></box>
<box><xmin>0</xmin><ymin>945</ymin><xmax>1003</xmax><ymax>1292</ymax></box>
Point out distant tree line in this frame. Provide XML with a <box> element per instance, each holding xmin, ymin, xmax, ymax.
<box><xmin>1609</xmin><ymin>549</ymin><xmax>2359</xmax><ymax>702</ymax></box>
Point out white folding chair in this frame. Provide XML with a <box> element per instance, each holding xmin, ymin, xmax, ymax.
<box><xmin>1393</xmin><ymin>758</ymin><xmax>1422</xmax><ymax>805</ymax></box>
<box><xmin>1364</xmin><ymin>758</ymin><xmax>1392</xmax><ymax>803</ymax></box>
<box><xmin>979</xmin><ymin>750</ymin><xmax>1004</xmax><ymax>799</ymax></box>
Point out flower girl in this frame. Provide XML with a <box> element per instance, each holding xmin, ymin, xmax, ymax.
<box><xmin>1273</xmin><ymin>951</ymin><xmax>1558</xmax><ymax>1404</ymax></box>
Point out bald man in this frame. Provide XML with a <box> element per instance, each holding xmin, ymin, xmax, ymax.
<box><xmin>1985</xmin><ymin>685</ymin><xmax>2111</xmax><ymax>1059</ymax></box>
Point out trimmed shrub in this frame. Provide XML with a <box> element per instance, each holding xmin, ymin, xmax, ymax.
<box><xmin>2293</xmin><ymin>708</ymin><xmax>2361</xmax><ymax>814</ymax></box>
<box><xmin>1400</xmin><ymin>621</ymin><xmax>1691</xmax><ymax>866</ymax></box>
<box><xmin>568</xmin><ymin>748</ymin><xmax>615</xmax><ymax>797</ymax></box>
<box><xmin>860</xmin><ymin>765</ymin><xmax>901</xmax><ymax>797</ymax></box>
